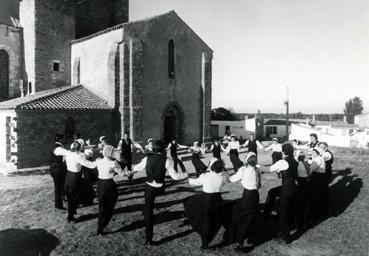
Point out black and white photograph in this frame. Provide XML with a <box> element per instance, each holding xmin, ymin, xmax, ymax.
<box><xmin>0</xmin><ymin>0</ymin><xmax>368</xmax><ymax>255</ymax></box>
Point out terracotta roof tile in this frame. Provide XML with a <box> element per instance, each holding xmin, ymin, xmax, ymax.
<box><xmin>0</xmin><ymin>85</ymin><xmax>113</xmax><ymax>111</ymax></box>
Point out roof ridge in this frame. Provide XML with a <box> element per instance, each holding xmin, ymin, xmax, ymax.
<box><xmin>17</xmin><ymin>86</ymin><xmax>81</xmax><ymax>109</ymax></box>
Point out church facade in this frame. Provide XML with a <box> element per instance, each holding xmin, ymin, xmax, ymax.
<box><xmin>0</xmin><ymin>0</ymin><xmax>212</xmax><ymax>169</ymax></box>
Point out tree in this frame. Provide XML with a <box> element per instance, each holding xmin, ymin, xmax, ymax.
<box><xmin>211</xmin><ymin>107</ymin><xmax>236</xmax><ymax>121</ymax></box>
<box><xmin>344</xmin><ymin>97</ymin><xmax>363</xmax><ymax>124</ymax></box>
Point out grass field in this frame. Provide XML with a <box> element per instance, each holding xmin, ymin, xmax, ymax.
<box><xmin>0</xmin><ymin>147</ymin><xmax>368</xmax><ymax>256</ymax></box>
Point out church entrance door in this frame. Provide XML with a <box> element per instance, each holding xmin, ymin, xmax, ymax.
<box><xmin>162</xmin><ymin>102</ymin><xmax>185</xmax><ymax>145</ymax></box>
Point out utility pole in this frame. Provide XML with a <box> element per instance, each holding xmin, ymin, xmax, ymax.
<box><xmin>284</xmin><ymin>86</ymin><xmax>289</xmax><ymax>140</ymax></box>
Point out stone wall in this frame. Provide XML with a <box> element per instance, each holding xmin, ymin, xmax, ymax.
<box><xmin>20</xmin><ymin>0</ymin><xmax>35</xmax><ymax>93</ymax></box>
<box><xmin>0</xmin><ymin>24</ymin><xmax>23</xmax><ymax>100</ymax></box>
<box><xmin>33</xmin><ymin>0</ymin><xmax>75</xmax><ymax>92</ymax></box>
<box><xmin>76</xmin><ymin>0</ymin><xmax>128</xmax><ymax>39</ymax></box>
<box><xmin>124</xmin><ymin>12</ymin><xmax>213</xmax><ymax>145</ymax></box>
<box><xmin>71</xmin><ymin>26</ymin><xmax>124</xmax><ymax>106</ymax></box>
<box><xmin>0</xmin><ymin>109</ymin><xmax>16</xmax><ymax>165</ymax></box>
<box><xmin>16</xmin><ymin>109</ymin><xmax>117</xmax><ymax>168</ymax></box>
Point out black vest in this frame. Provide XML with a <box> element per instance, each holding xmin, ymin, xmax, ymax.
<box><xmin>325</xmin><ymin>150</ymin><xmax>334</xmax><ymax>170</ymax></box>
<box><xmin>309</xmin><ymin>141</ymin><xmax>319</xmax><ymax>148</ymax></box>
<box><xmin>50</xmin><ymin>143</ymin><xmax>64</xmax><ymax>168</ymax></box>
<box><xmin>145</xmin><ymin>154</ymin><xmax>167</xmax><ymax>184</ymax></box>
<box><xmin>121</xmin><ymin>139</ymin><xmax>132</xmax><ymax>157</ymax></box>
<box><xmin>281</xmin><ymin>156</ymin><xmax>298</xmax><ymax>186</ymax></box>
<box><xmin>170</xmin><ymin>143</ymin><xmax>179</xmax><ymax>158</ymax></box>
<box><xmin>212</xmin><ymin>144</ymin><xmax>221</xmax><ymax>159</ymax></box>
<box><xmin>248</xmin><ymin>139</ymin><xmax>257</xmax><ymax>154</ymax></box>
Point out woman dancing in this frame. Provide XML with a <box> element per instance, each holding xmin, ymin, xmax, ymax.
<box><xmin>184</xmin><ymin>159</ymin><xmax>228</xmax><ymax>250</ymax></box>
<box><xmin>226</xmin><ymin>134</ymin><xmax>244</xmax><ymax>171</ymax></box>
<box><xmin>189</xmin><ymin>142</ymin><xmax>208</xmax><ymax>177</ymax></box>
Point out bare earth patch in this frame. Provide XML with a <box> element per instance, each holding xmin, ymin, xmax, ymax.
<box><xmin>0</xmin><ymin>148</ymin><xmax>368</xmax><ymax>256</ymax></box>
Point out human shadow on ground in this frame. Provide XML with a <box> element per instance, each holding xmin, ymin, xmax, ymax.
<box><xmin>208</xmin><ymin>168</ymin><xmax>362</xmax><ymax>252</ymax></box>
<box><xmin>0</xmin><ymin>228</ymin><xmax>59</xmax><ymax>256</ymax></box>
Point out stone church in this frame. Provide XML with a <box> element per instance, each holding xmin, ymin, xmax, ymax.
<box><xmin>0</xmin><ymin>0</ymin><xmax>212</xmax><ymax>169</ymax></box>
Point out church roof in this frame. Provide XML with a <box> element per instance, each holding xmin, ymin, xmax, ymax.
<box><xmin>0</xmin><ymin>85</ymin><xmax>113</xmax><ymax>111</ymax></box>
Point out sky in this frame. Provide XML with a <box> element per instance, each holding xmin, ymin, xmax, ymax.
<box><xmin>130</xmin><ymin>0</ymin><xmax>369</xmax><ymax>114</ymax></box>
<box><xmin>1</xmin><ymin>0</ymin><xmax>369</xmax><ymax>114</ymax></box>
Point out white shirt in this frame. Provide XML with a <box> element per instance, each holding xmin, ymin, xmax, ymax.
<box><xmin>309</xmin><ymin>156</ymin><xmax>326</xmax><ymax>173</ymax></box>
<box><xmin>270</xmin><ymin>159</ymin><xmax>289</xmax><ymax>173</ymax></box>
<box><xmin>54</xmin><ymin>148</ymin><xmax>96</xmax><ymax>172</ymax></box>
<box><xmin>265</xmin><ymin>143</ymin><xmax>282</xmax><ymax>152</ymax></box>
<box><xmin>230</xmin><ymin>165</ymin><xmax>260</xmax><ymax>190</ymax></box>
<box><xmin>297</xmin><ymin>161</ymin><xmax>310</xmax><ymax>178</ymax></box>
<box><xmin>95</xmin><ymin>158</ymin><xmax>124</xmax><ymax>179</ymax></box>
<box><xmin>321</xmin><ymin>151</ymin><xmax>332</xmax><ymax>162</ymax></box>
<box><xmin>189</xmin><ymin>172</ymin><xmax>227</xmax><ymax>193</ymax></box>
<box><xmin>227</xmin><ymin>141</ymin><xmax>240</xmax><ymax>150</ymax></box>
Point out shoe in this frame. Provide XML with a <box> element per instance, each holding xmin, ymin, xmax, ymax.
<box><xmin>67</xmin><ymin>216</ymin><xmax>77</xmax><ymax>223</ymax></box>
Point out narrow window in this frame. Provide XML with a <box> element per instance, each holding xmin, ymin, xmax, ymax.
<box><xmin>53</xmin><ymin>62</ymin><xmax>60</xmax><ymax>72</ymax></box>
<box><xmin>168</xmin><ymin>39</ymin><xmax>175</xmax><ymax>79</ymax></box>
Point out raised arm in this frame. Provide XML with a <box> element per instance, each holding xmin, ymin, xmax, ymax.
<box><xmin>270</xmin><ymin>159</ymin><xmax>289</xmax><ymax>173</ymax></box>
<box><xmin>264</xmin><ymin>144</ymin><xmax>273</xmax><ymax>152</ymax></box>
<box><xmin>116</xmin><ymin>139</ymin><xmax>122</xmax><ymax>151</ymax></box>
<box><xmin>78</xmin><ymin>154</ymin><xmax>97</xmax><ymax>169</ymax></box>
<box><xmin>256</xmin><ymin>140</ymin><xmax>264</xmax><ymax>150</ymax></box>
<box><xmin>189</xmin><ymin>174</ymin><xmax>205</xmax><ymax>187</ymax></box>
<box><xmin>166</xmin><ymin>143</ymin><xmax>172</xmax><ymax>151</ymax></box>
<box><xmin>53</xmin><ymin>147</ymin><xmax>68</xmax><ymax>156</ymax></box>
<box><xmin>113</xmin><ymin>160</ymin><xmax>125</xmax><ymax>176</ymax></box>
<box><xmin>242</xmin><ymin>140</ymin><xmax>249</xmax><ymax>148</ymax></box>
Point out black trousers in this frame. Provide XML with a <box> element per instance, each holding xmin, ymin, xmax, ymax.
<box><xmin>64</xmin><ymin>171</ymin><xmax>82</xmax><ymax>221</ymax></box>
<box><xmin>51</xmin><ymin>172</ymin><xmax>66</xmax><ymax>208</ymax></box>
<box><xmin>143</xmin><ymin>183</ymin><xmax>165</xmax><ymax>242</ymax></box>
<box><xmin>120</xmin><ymin>155</ymin><xmax>132</xmax><ymax>171</ymax></box>
<box><xmin>325</xmin><ymin>166</ymin><xmax>332</xmax><ymax>183</ymax></box>
<box><xmin>307</xmin><ymin>172</ymin><xmax>329</xmax><ymax>223</ymax></box>
<box><xmin>172</xmin><ymin>156</ymin><xmax>186</xmax><ymax>173</ymax></box>
<box><xmin>97</xmin><ymin>179</ymin><xmax>118</xmax><ymax>233</ymax></box>
<box><xmin>278</xmin><ymin>184</ymin><xmax>297</xmax><ymax>239</ymax></box>
<box><xmin>296</xmin><ymin>177</ymin><xmax>309</xmax><ymax>230</ymax></box>
<box><xmin>263</xmin><ymin>186</ymin><xmax>281</xmax><ymax>216</ymax></box>
<box><xmin>226</xmin><ymin>189</ymin><xmax>259</xmax><ymax>245</ymax></box>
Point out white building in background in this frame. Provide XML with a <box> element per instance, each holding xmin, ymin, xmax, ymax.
<box><xmin>355</xmin><ymin>113</ymin><xmax>369</xmax><ymax>129</ymax></box>
<box><xmin>210</xmin><ymin>116</ymin><xmax>264</xmax><ymax>139</ymax></box>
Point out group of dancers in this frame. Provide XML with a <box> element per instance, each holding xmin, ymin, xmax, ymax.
<box><xmin>49</xmin><ymin>131</ymin><xmax>333</xmax><ymax>250</ymax></box>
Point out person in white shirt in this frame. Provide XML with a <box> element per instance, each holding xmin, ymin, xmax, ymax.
<box><xmin>223</xmin><ymin>152</ymin><xmax>261</xmax><ymax>250</ymax></box>
<box><xmin>264</xmin><ymin>138</ymin><xmax>283</xmax><ymax>164</ymax></box>
<box><xmin>307</xmin><ymin>148</ymin><xmax>329</xmax><ymax>224</ymax></box>
<box><xmin>54</xmin><ymin>141</ymin><xmax>97</xmax><ymax>222</ymax></box>
<box><xmin>95</xmin><ymin>145</ymin><xmax>126</xmax><ymax>235</ymax></box>
<box><xmin>184</xmin><ymin>159</ymin><xmax>228</xmax><ymax>250</ymax></box>
<box><xmin>226</xmin><ymin>134</ymin><xmax>244</xmax><ymax>171</ymax></box>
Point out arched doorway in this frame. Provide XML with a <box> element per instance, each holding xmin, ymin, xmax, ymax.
<box><xmin>162</xmin><ymin>102</ymin><xmax>185</xmax><ymax>144</ymax></box>
<box><xmin>0</xmin><ymin>50</ymin><xmax>9</xmax><ymax>99</ymax></box>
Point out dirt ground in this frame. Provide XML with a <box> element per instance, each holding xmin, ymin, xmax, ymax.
<box><xmin>0</xmin><ymin>147</ymin><xmax>368</xmax><ymax>256</ymax></box>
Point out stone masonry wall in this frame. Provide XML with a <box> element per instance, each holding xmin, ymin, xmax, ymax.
<box><xmin>0</xmin><ymin>24</ymin><xmax>22</xmax><ymax>100</ymax></box>
<box><xmin>16</xmin><ymin>110</ymin><xmax>117</xmax><ymax>169</ymax></box>
<box><xmin>34</xmin><ymin>0</ymin><xmax>75</xmax><ymax>92</ymax></box>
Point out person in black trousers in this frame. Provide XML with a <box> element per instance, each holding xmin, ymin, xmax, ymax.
<box><xmin>166</xmin><ymin>138</ymin><xmax>187</xmax><ymax>173</ymax></box>
<box><xmin>50</xmin><ymin>134</ymin><xmax>67</xmax><ymax>210</ymax></box>
<box><xmin>143</xmin><ymin>140</ymin><xmax>167</xmax><ymax>245</ymax></box>
<box><xmin>270</xmin><ymin>143</ymin><xmax>298</xmax><ymax>243</ymax></box>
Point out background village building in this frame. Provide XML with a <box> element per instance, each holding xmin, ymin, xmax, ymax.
<box><xmin>0</xmin><ymin>0</ymin><xmax>213</xmax><ymax>169</ymax></box>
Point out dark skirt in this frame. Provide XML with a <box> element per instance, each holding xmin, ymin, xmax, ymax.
<box><xmin>307</xmin><ymin>172</ymin><xmax>329</xmax><ymax>221</ymax></box>
<box><xmin>226</xmin><ymin>189</ymin><xmax>259</xmax><ymax>244</ymax></box>
<box><xmin>183</xmin><ymin>192</ymin><xmax>223</xmax><ymax>245</ymax></box>
<box><xmin>191</xmin><ymin>153</ymin><xmax>207</xmax><ymax>176</ymax></box>
<box><xmin>229</xmin><ymin>149</ymin><xmax>243</xmax><ymax>171</ymax></box>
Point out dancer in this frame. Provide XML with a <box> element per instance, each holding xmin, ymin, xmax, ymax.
<box><xmin>270</xmin><ymin>143</ymin><xmax>298</xmax><ymax>243</ymax></box>
<box><xmin>189</xmin><ymin>142</ymin><xmax>207</xmax><ymax>177</ymax></box>
<box><xmin>264</xmin><ymin>138</ymin><xmax>283</xmax><ymax>164</ymax></box>
<box><xmin>306</xmin><ymin>148</ymin><xmax>328</xmax><ymax>225</ymax></box>
<box><xmin>95</xmin><ymin>145</ymin><xmax>126</xmax><ymax>235</ymax></box>
<box><xmin>116</xmin><ymin>132</ymin><xmax>144</xmax><ymax>179</ymax></box>
<box><xmin>184</xmin><ymin>159</ymin><xmax>228</xmax><ymax>250</ymax></box>
<box><xmin>318</xmin><ymin>142</ymin><xmax>334</xmax><ymax>182</ymax></box>
<box><xmin>242</xmin><ymin>134</ymin><xmax>263</xmax><ymax>157</ymax></box>
<box><xmin>224</xmin><ymin>152</ymin><xmax>261</xmax><ymax>250</ymax></box>
<box><xmin>54</xmin><ymin>141</ymin><xmax>96</xmax><ymax>222</ymax></box>
<box><xmin>209</xmin><ymin>138</ymin><xmax>225</xmax><ymax>159</ymax></box>
<box><xmin>295</xmin><ymin>153</ymin><xmax>310</xmax><ymax>231</ymax></box>
<box><xmin>50</xmin><ymin>134</ymin><xmax>67</xmax><ymax>210</ymax></box>
<box><xmin>166</xmin><ymin>138</ymin><xmax>187</xmax><ymax>173</ymax></box>
<box><xmin>226</xmin><ymin>134</ymin><xmax>244</xmax><ymax>171</ymax></box>
<box><xmin>142</xmin><ymin>140</ymin><xmax>168</xmax><ymax>245</ymax></box>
